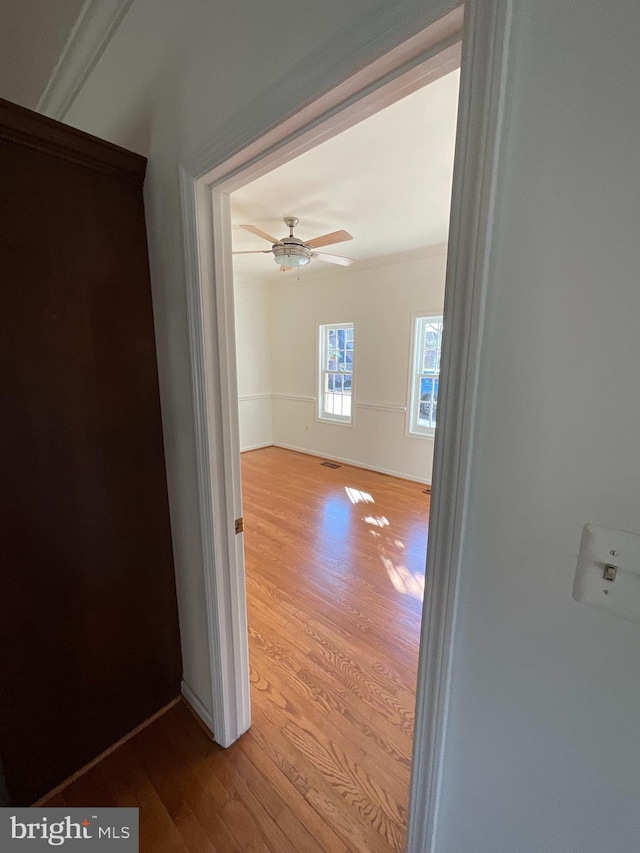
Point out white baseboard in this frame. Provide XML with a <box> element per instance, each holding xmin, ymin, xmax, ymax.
<box><xmin>240</xmin><ymin>441</ymin><xmax>274</xmax><ymax>453</ymax></box>
<box><xmin>272</xmin><ymin>442</ymin><xmax>431</xmax><ymax>486</ymax></box>
<box><xmin>181</xmin><ymin>680</ymin><xmax>215</xmax><ymax>735</ymax></box>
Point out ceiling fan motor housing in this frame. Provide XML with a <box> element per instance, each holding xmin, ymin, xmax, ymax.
<box><xmin>273</xmin><ymin>232</ymin><xmax>311</xmax><ymax>266</ymax></box>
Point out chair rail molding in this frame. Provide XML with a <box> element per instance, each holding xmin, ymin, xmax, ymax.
<box><xmin>270</xmin><ymin>395</ymin><xmax>404</xmax><ymax>412</ymax></box>
<box><xmin>37</xmin><ymin>0</ymin><xmax>134</xmax><ymax>121</ymax></box>
<box><xmin>271</xmin><ymin>393</ymin><xmax>316</xmax><ymax>403</ymax></box>
<box><xmin>354</xmin><ymin>401</ymin><xmax>407</xmax><ymax>413</ymax></box>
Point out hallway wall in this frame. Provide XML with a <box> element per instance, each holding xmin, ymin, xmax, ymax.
<box><xmin>64</xmin><ymin>2</ymin><xmax>640</xmax><ymax>849</ymax></box>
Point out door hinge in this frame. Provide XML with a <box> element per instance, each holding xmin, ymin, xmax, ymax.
<box><xmin>235</xmin><ymin>517</ymin><xmax>245</xmax><ymax>535</ymax></box>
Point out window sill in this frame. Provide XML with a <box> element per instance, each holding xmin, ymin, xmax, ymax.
<box><xmin>406</xmin><ymin>428</ymin><xmax>436</xmax><ymax>440</ymax></box>
<box><xmin>317</xmin><ymin>415</ymin><xmax>354</xmax><ymax>428</ymax></box>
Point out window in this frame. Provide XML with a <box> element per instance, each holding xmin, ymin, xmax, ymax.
<box><xmin>408</xmin><ymin>314</ymin><xmax>443</xmax><ymax>435</ymax></box>
<box><xmin>318</xmin><ymin>323</ymin><xmax>354</xmax><ymax>423</ymax></box>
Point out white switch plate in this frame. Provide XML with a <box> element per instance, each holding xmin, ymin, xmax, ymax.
<box><xmin>574</xmin><ymin>524</ymin><xmax>640</xmax><ymax>623</ymax></box>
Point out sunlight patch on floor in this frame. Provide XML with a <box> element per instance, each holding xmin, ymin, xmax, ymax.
<box><xmin>344</xmin><ymin>486</ymin><xmax>374</xmax><ymax>505</ymax></box>
<box><xmin>363</xmin><ymin>515</ymin><xmax>389</xmax><ymax>528</ymax></box>
<box><xmin>381</xmin><ymin>556</ymin><xmax>425</xmax><ymax>601</ymax></box>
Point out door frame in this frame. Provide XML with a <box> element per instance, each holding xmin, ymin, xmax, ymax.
<box><xmin>179</xmin><ymin>1</ymin><xmax>514</xmax><ymax>849</ymax></box>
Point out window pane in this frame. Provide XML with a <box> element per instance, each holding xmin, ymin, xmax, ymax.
<box><xmin>410</xmin><ymin>317</ymin><xmax>442</xmax><ymax>433</ymax></box>
<box><xmin>422</xmin><ymin>323</ymin><xmax>441</xmax><ymax>374</ymax></box>
<box><xmin>418</xmin><ymin>375</ymin><xmax>438</xmax><ymax>428</ymax></box>
<box><xmin>319</xmin><ymin>324</ymin><xmax>354</xmax><ymax>422</ymax></box>
<box><xmin>423</xmin><ymin>348</ymin><xmax>438</xmax><ymax>372</ymax></box>
<box><xmin>339</xmin><ymin>349</ymin><xmax>351</xmax><ymax>370</ymax></box>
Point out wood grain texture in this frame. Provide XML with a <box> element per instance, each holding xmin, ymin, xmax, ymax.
<box><xmin>0</xmin><ymin>97</ymin><xmax>146</xmax><ymax>184</ymax></box>
<box><xmin>0</xmin><ymin>99</ymin><xmax>181</xmax><ymax>805</ymax></box>
<box><xmin>47</xmin><ymin>447</ymin><xmax>428</xmax><ymax>851</ymax></box>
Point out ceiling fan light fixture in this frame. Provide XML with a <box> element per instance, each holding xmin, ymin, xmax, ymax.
<box><xmin>236</xmin><ymin>217</ymin><xmax>353</xmax><ymax>269</ymax></box>
<box><xmin>272</xmin><ymin>244</ymin><xmax>310</xmax><ymax>267</ymax></box>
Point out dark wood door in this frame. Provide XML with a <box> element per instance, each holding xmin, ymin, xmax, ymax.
<box><xmin>0</xmin><ymin>99</ymin><xmax>182</xmax><ymax>804</ymax></box>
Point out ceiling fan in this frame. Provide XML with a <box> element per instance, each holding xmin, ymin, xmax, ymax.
<box><xmin>233</xmin><ymin>216</ymin><xmax>354</xmax><ymax>272</ymax></box>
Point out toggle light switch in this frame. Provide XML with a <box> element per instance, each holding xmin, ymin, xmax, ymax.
<box><xmin>574</xmin><ymin>524</ymin><xmax>640</xmax><ymax>622</ymax></box>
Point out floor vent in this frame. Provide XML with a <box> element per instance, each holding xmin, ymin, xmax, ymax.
<box><xmin>422</xmin><ymin>487</ymin><xmax>431</xmax><ymax>495</ymax></box>
<box><xmin>320</xmin><ymin>461</ymin><xmax>342</xmax><ymax>469</ymax></box>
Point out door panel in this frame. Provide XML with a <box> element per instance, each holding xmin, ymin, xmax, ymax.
<box><xmin>0</xmin><ymin>99</ymin><xmax>182</xmax><ymax>804</ymax></box>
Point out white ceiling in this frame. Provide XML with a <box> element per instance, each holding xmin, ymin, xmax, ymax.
<box><xmin>231</xmin><ymin>69</ymin><xmax>460</xmax><ymax>280</ymax></box>
<box><xmin>0</xmin><ymin>0</ymin><xmax>86</xmax><ymax>109</ymax></box>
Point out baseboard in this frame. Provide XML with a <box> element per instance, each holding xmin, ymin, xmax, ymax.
<box><xmin>240</xmin><ymin>441</ymin><xmax>274</xmax><ymax>453</ymax></box>
<box><xmin>33</xmin><ymin>696</ymin><xmax>181</xmax><ymax>805</ymax></box>
<box><xmin>181</xmin><ymin>680</ymin><xmax>215</xmax><ymax>737</ymax></box>
<box><xmin>272</xmin><ymin>442</ymin><xmax>431</xmax><ymax>486</ymax></box>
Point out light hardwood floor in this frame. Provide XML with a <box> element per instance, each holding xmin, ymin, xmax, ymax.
<box><xmin>46</xmin><ymin>447</ymin><xmax>430</xmax><ymax>852</ymax></box>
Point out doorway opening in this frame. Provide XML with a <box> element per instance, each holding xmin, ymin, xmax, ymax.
<box><xmin>179</xmin><ymin>3</ymin><xmax>513</xmax><ymax>850</ymax></box>
<box><xmin>229</xmin><ymin>69</ymin><xmax>459</xmax><ymax>852</ymax></box>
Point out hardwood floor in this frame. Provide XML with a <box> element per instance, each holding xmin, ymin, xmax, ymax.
<box><xmin>45</xmin><ymin>447</ymin><xmax>430</xmax><ymax>852</ymax></box>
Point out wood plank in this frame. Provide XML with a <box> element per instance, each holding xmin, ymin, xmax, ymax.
<box><xmin>43</xmin><ymin>447</ymin><xmax>428</xmax><ymax>852</ymax></box>
<box><xmin>240</xmin><ymin>448</ymin><xmax>426</xmax><ymax>852</ymax></box>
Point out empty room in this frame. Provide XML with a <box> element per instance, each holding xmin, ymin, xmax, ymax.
<box><xmin>5</xmin><ymin>2</ymin><xmax>640</xmax><ymax>852</ymax></box>
<box><xmin>229</xmin><ymin>67</ymin><xmax>459</xmax><ymax>852</ymax></box>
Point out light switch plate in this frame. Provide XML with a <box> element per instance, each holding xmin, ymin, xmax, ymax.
<box><xmin>574</xmin><ymin>524</ymin><xmax>640</xmax><ymax>623</ymax></box>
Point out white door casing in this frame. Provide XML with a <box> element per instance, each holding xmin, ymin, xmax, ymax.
<box><xmin>179</xmin><ymin>2</ymin><xmax>514</xmax><ymax>849</ymax></box>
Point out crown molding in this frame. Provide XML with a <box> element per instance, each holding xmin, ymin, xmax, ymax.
<box><xmin>0</xmin><ymin>96</ymin><xmax>145</xmax><ymax>184</ymax></box>
<box><xmin>37</xmin><ymin>0</ymin><xmax>133</xmax><ymax>121</ymax></box>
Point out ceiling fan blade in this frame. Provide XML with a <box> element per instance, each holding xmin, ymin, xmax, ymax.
<box><xmin>311</xmin><ymin>251</ymin><xmax>354</xmax><ymax>267</ymax></box>
<box><xmin>306</xmin><ymin>229</ymin><xmax>353</xmax><ymax>249</ymax></box>
<box><xmin>232</xmin><ymin>249</ymin><xmax>272</xmax><ymax>254</ymax></box>
<box><xmin>239</xmin><ymin>224</ymin><xmax>282</xmax><ymax>244</ymax></box>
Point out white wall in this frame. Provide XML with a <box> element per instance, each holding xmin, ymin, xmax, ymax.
<box><xmin>435</xmin><ymin>2</ymin><xmax>640</xmax><ymax>850</ymax></box>
<box><xmin>234</xmin><ymin>273</ymin><xmax>273</xmax><ymax>451</ymax></box>
<box><xmin>63</xmin><ymin>0</ymin><xmax>640</xmax><ymax>850</ymax></box>
<box><xmin>269</xmin><ymin>248</ymin><xmax>446</xmax><ymax>482</ymax></box>
<box><xmin>63</xmin><ymin>0</ymin><xmax>457</xmax><ymax>721</ymax></box>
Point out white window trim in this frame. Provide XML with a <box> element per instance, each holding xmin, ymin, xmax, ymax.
<box><xmin>317</xmin><ymin>322</ymin><xmax>355</xmax><ymax>426</ymax></box>
<box><xmin>406</xmin><ymin>311</ymin><xmax>443</xmax><ymax>439</ymax></box>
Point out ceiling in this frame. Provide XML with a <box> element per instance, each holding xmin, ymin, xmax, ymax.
<box><xmin>0</xmin><ymin>0</ymin><xmax>86</xmax><ymax>109</ymax></box>
<box><xmin>231</xmin><ymin>68</ymin><xmax>460</xmax><ymax>280</ymax></box>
